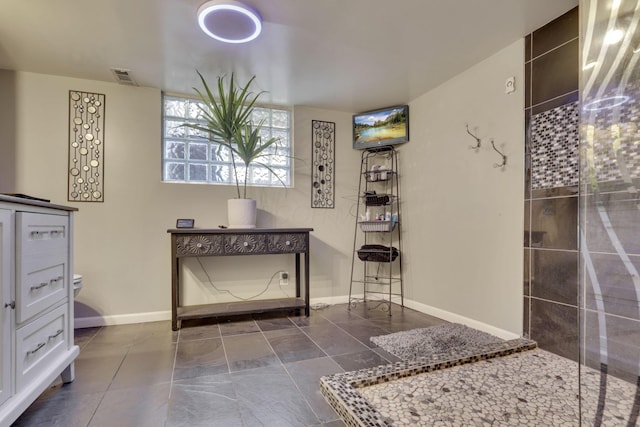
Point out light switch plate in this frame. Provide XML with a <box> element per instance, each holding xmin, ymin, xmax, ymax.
<box><xmin>505</xmin><ymin>76</ymin><xmax>516</xmax><ymax>94</ymax></box>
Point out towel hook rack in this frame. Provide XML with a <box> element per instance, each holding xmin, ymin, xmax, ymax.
<box><xmin>490</xmin><ymin>139</ymin><xmax>507</xmax><ymax>168</ymax></box>
<box><xmin>466</xmin><ymin>124</ymin><xmax>481</xmax><ymax>150</ymax></box>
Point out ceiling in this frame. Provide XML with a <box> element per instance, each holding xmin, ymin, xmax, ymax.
<box><xmin>0</xmin><ymin>0</ymin><xmax>577</xmax><ymax>112</ymax></box>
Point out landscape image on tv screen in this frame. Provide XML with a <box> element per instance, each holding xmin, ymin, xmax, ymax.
<box><xmin>353</xmin><ymin>105</ymin><xmax>408</xmax><ymax>149</ymax></box>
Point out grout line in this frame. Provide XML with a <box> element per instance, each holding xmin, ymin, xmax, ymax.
<box><xmin>85</xmin><ymin>346</ymin><xmax>130</xmax><ymax>426</ymax></box>
<box><xmin>166</xmin><ymin>328</ymin><xmax>180</xmax><ymax>401</ymax></box>
<box><xmin>529</xmin><ymin>89</ymin><xmax>579</xmax><ymax>112</ymax></box>
<box><xmin>529</xmin><ymin>36</ymin><xmax>579</xmax><ymax>62</ymax></box>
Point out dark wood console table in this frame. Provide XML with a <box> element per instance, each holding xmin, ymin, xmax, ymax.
<box><xmin>167</xmin><ymin>228</ymin><xmax>313</xmax><ymax>330</ymax></box>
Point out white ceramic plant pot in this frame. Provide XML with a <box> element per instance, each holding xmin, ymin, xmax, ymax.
<box><xmin>227</xmin><ymin>198</ymin><xmax>257</xmax><ymax>229</ymax></box>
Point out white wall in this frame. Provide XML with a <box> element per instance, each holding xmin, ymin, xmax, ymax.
<box><xmin>7</xmin><ymin>71</ymin><xmax>357</xmax><ymax>324</ymax></box>
<box><xmin>401</xmin><ymin>39</ymin><xmax>525</xmax><ymax>335</ymax></box>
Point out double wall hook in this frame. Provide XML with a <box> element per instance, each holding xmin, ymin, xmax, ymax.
<box><xmin>490</xmin><ymin>139</ymin><xmax>507</xmax><ymax>168</ymax></box>
<box><xmin>466</xmin><ymin>124</ymin><xmax>481</xmax><ymax>150</ymax></box>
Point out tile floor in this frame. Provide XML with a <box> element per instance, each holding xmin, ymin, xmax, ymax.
<box><xmin>12</xmin><ymin>303</ymin><xmax>446</xmax><ymax>427</ymax></box>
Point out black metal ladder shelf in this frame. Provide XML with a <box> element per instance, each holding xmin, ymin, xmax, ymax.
<box><xmin>348</xmin><ymin>146</ymin><xmax>404</xmax><ymax>315</ymax></box>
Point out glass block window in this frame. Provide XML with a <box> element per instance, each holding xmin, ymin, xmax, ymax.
<box><xmin>162</xmin><ymin>94</ymin><xmax>292</xmax><ymax>187</ymax></box>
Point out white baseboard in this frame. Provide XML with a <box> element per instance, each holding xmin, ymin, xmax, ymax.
<box><xmin>74</xmin><ymin>310</ymin><xmax>171</xmax><ymax>329</ymax></box>
<box><xmin>402</xmin><ymin>299</ymin><xmax>520</xmax><ymax>340</ymax></box>
<box><xmin>310</xmin><ymin>295</ymin><xmax>352</xmax><ymax>306</ymax></box>
<box><xmin>74</xmin><ymin>297</ymin><xmax>520</xmax><ymax>340</ymax></box>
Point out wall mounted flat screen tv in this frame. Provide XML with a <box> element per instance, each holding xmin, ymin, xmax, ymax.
<box><xmin>353</xmin><ymin>105</ymin><xmax>409</xmax><ymax>150</ymax></box>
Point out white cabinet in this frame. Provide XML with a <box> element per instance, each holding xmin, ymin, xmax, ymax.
<box><xmin>0</xmin><ymin>196</ymin><xmax>79</xmax><ymax>426</ymax></box>
<box><xmin>0</xmin><ymin>208</ymin><xmax>12</xmax><ymax>408</ymax></box>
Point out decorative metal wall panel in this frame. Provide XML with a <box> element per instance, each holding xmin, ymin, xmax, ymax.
<box><xmin>68</xmin><ymin>91</ymin><xmax>105</xmax><ymax>202</ymax></box>
<box><xmin>311</xmin><ymin>120</ymin><xmax>335</xmax><ymax>208</ymax></box>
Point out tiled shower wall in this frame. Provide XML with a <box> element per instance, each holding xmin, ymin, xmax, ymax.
<box><xmin>523</xmin><ymin>7</ymin><xmax>580</xmax><ymax>361</ymax></box>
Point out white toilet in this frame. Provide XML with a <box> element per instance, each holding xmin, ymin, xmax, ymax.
<box><xmin>73</xmin><ymin>274</ymin><xmax>83</xmax><ymax>297</ymax></box>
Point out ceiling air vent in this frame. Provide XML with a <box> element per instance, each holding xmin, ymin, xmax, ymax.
<box><xmin>110</xmin><ymin>68</ymin><xmax>138</xmax><ymax>86</ymax></box>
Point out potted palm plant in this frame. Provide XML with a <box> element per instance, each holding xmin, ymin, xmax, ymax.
<box><xmin>184</xmin><ymin>71</ymin><xmax>285</xmax><ymax>228</ymax></box>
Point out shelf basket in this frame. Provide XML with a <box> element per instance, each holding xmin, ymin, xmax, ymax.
<box><xmin>359</xmin><ymin>220</ymin><xmax>395</xmax><ymax>232</ymax></box>
<box><xmin>364</xmin><ymin>193</ymin><xmax>394</xmax><ymax>206</ymax></box>
<box><xmin>357</xmin><ymin>244</ymin><xmax>399</xmax><ymax>262</ymax></box>
<box><xmin>364</xmin><ymin>169</ymin><xmax>394</xmax><ymax>182</ymax></box>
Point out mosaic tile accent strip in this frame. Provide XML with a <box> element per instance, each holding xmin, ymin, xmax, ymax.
<box><xmin>68</xmin><ymin>90</ymin><xmax>105</xmax><ymax>202</ymax></box>
<box><xmin>320</xmin><ymin>338</ymin><xmax>536</xmax><ymax>427</ymax></box>
<box><xmin>311</xmin><ymin>120</ymin><xmax>335</xmax><ymax>208</ymax></box>
<box><xmin>530</xmin><ymin>101</ymin><xmax>579</xmax><ymax>190</ymax></box>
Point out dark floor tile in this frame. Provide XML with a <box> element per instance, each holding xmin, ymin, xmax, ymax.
<box><xmin>73</xmin><ymin>326</ymin><xmax>101</xmax><ymax>348</ymax></box>
<box><xmin>108</xmin><ymin>341</ymin><xmax>176</xmax><ymax>390</ymax></box>
<box><xmin>49</xmin><ymin>351</ymin><xmax>126</xmax><ymax>395</ymax></box>
<box><xmin>333</xmin><ymin>319</ymin><xmax>390</xmax><ymax>348</ymax></box>
<box><xmin>174</xmin><ymin>337</ymin><xmax>228</xmax><ymax>380</ymax></box>
<box><xmin>317</xmin><ymin>305</ymin><xmax>364</xmax><ymax>323</ymax></box>
<box><xmin>301</xmin><ymin>324</ymin><xmax>368</xmax><ymax>356</ymax></box>
<box><xmin>223</xmin><ymin>332</ymin><xmax>280</xmax><ymax>372</ymax></box>
<box><xmin>89</xmin><ymin>323</ymin><xmax>148</xmax><ymax>347</ymax></box>
<box><xmin>331</xmin><ymin>349</ymin><xmax>391</xmax><ymax>371</ymax></box>
<box><xmin>285</xmin><ymin>357</ymin><xmax>344</xmax><ymax>423</ymax></box>
<box><xmin>368</xmin><ymin>309</ymin><xmax>446</xmax><ymax>333</ymax></box>
<box><xmin>141</xmin><ymin>320</ymin><xmax>179</xmax><ymax>343</ymax></box>
<box><xmin>12</xmin><ymin>389</ymin><xmax>103</xmax><ymax>427</ymax></box>
<box><xmin>289</xmin><ymin>311</ymin><xmax>331</xmax><ymax>327</ymax></box>
<box><xmin>256</xmin><ymin>316</ymin><xmax>296</xmax><ymax>331</ymax></box>
<box><xmin>178</xmin><ymin>322</ymin><xmax>221</xmax><ymax>341</ymax></box>
<box><xmin>231</xmin><ymin>365</ymin><xmax>319</xmax><ymax>426</ymax></box>
<box><xmin>266</xmin><ymin>330</ymin><xmax>326</xmax><ymax>363</ymax></box>
<box><xmin>167</xmin><ymin>373</ymin><xmax>243</xmax><ymax>427</ymax></box>
<box><xmin>89</xmin><ymin>383</ymin><xmax>170</xmax><ymax>427</ymax></box>
<box><xmin>219</xmin><ymin>319</ymin><xmax>260</xmax><ymax>336</ymax></box>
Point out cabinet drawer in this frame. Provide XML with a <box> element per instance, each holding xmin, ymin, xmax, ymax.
<box><xmin>16</xmin><ymin>213</ymin><xmax>69</xmax><ymax>323</ymax></box>
<box><xmin>223</xmin><ymin>234</ymin><xmax>267</xmax><ymax>254</ymax></box>
<box><xmin>15</xmin><ymin>304</ymin><xmax>68</xmax><ymax>393</ymax></box>
<box><xmin>267</xmin><ymin>233</ymin><xmax>307</xmax><ymax>253</ymax></box>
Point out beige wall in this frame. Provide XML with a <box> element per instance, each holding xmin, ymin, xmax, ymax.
<box><xmin>5</xmin><ymin>71</ymin><xmax>358</xmax><ymax>323</ymax></box>
<box><xmin>3</xmin><ymin>39</ymin><xmax>525</xmax><ymax>334</ymax></box>
<box><xmin>0</xmin><ymin>70</ymin><xmax>17</xmax><ymax>193</ymax></box>
<box><xmin>401</xmin><ymin>39</ymin><xmax>525</xmax><ymax>335</ymax></box>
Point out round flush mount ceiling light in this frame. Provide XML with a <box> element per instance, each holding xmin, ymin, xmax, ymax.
<box><xmin>197</xmin><ymin>1</ymin><xmax>262</xmax><ymax>44</ymax></box>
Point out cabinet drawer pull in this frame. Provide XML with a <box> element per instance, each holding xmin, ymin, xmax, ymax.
<box><xmin>243</xmin><ymin>241</ymin><xmax>249</xmax><ymax>247</ymax></box>
<box><xmin>27</xmin><ymin>342</ymin><xmax>46</xmax><ymax>356</ymax></box>
<box><xmin>285</xmin><ymin>240</ymin><xmax>291</xmax><ymax>246</ymax></box>
<box><xmin>30</xmin><ymin>282</ymin><xmax>49</xmax><ymax>291</ymax></box>
<box><xmin>49</xmin><ymin>329</ymin><xmax>64</xmax><ymax>340</ymax></box>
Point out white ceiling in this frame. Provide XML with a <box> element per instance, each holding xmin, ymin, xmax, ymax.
<box><xmin>0</xmin><ymin>0</ymin><xmax>577</xmax><ymax>112</ymax></box>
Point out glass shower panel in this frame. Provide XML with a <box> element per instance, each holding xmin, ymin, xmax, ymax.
<box><xmin>580</xmin><ymin>0</ymin><xmax>640</xmax><ymax>424</ymax></box>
